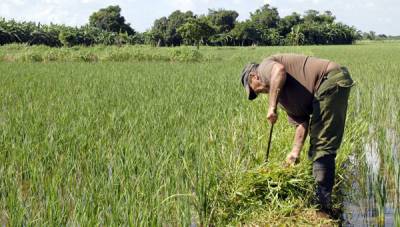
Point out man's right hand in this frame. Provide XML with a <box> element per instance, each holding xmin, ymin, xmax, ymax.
<box><xmin>267</xmin><ymin>107</ymin><xmax>278</xmax><ymax>124</ymax></box>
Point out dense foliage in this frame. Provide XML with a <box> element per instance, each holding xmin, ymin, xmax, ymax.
<box><xmin>0</xmin><ymin>4</ymin><xmax>361</xmax><ymax>47</ymax></box>
<box><xmin>148</xmin><ymin>5</ymin><xmax>361</xmax><ymax>46</ymax></box>
<box><xmin>0</xmin><ymin>6</ymin><xmax>140</xmax><ymax>47</ymax></box>
<box><xmin>89</xmin><ymin>5</ymin><xmax>135</xmax><ymax>35</ymax></box>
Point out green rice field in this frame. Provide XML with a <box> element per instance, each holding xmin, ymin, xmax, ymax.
<box><xmin>0</xmin><ymin>43</ymin><xmax>399</xmax><ymax>226</ymax></box>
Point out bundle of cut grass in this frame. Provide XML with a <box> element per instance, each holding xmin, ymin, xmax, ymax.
<box><xmin>212</xmin><ymin>163</ymin><xmax>315</xmax><ymax>224</ymax></box>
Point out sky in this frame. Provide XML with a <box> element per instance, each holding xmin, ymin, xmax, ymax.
<box><xmin>0</xmin><ymin>0</ymin><xmax>399</xmax><ymax>35</ymax></box>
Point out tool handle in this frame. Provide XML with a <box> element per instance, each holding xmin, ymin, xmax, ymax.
<box><xmin>265</xmin><ymin>88</ymin><xmax>280</xmax><ymax>163</ymax></box>
<box><xmin>265</xmin><ymin>123</ymin><xmax>274</xmax><ymax>162</ymax></box>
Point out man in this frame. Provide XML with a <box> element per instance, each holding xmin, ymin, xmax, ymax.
<box><xmin>240</xmin><ymin>54</ymin><xmax>354</xmax><ymax>215</ymax></box>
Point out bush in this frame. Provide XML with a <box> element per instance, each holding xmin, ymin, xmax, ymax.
<box><xmin>21</xmin><ymin>52</ymin><xmax>44</xmax><ymax>62</ymax></box>
<box><xmin>170</xmin><ymin>48</ymin><xmax>203</xmax><ymax>62</ymax></box>
<box><xmin>72</xmin><ymin>52</ymin><xmax>99</xmax><ymax>62</ymax></box>
<box><xmin>104</xmin><ymin>51</ymin><xmax>132</xmax><ymax>61</ymax></box>
<box><xmin>42</xmin><ymin>48</ymin><xmax>69</xmax><ymax>62</ymax></box>
<box><xmin>0</xmin><ymin>44</ymin><xmax>212</xmax><ymax>63</ymax></box>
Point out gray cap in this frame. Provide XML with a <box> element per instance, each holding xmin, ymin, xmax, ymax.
<box><xmin>241</xmin><ymin>63</ymin><xmax>259</xmax><ymax>100</ymax></box>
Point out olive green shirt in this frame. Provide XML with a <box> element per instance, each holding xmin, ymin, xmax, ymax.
<box><xmin>257</xmin><ymin>54</ymin><xmax>339</xmax><ymax>125</ymax></box>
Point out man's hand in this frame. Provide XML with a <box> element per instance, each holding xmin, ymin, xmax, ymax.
<box><xmin>285</xmin><ymin>122</ymin><xmax>309</xmax><ymax>166</ymax></box>
<box><xmin>267</xmin><ymin>63</ymin><xmax>286</xmax><ymax>124</ymax></box>
<box><xmin>267</xmin><ymin>107</ymin><xmax>278</xmax><ymax>124</ymax></box>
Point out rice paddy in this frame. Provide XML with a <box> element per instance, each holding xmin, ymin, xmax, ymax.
<box><xmin>0</xmin><ymin>42</ymin><xmax>399</xmax><ymax>226</ymax></box>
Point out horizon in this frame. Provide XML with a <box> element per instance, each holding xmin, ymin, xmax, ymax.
<box><xmin>0</xmin><ymin>0</ymin><xmax>399</xmax><ymax>36</ymax></box>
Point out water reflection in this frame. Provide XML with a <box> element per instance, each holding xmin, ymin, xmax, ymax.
<box><xmin>341</xmin><ymin>130</ymin><xmax>399</xmax><ymax>227</ymax></box>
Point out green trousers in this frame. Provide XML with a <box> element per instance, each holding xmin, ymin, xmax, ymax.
<box><xmin>309</xmin><ymin>67</ymin><xmax>354</xmax><ymax>211</ymax></box>
<box><xmin>308</xmin><ymin>67</ymin><xmax>355</xmax><ymax>161</ymax></box>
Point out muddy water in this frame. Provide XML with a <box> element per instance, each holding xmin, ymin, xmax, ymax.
<box><xmin>341</xmin><ymin>129</ymin><xmax>399</xmax><ymax>226</ymax></box>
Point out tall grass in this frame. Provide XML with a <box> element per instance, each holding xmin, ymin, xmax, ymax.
<box><xmin>0</xmin><ymin>44</ymin><xmax>206</xmax><ymax>63</ymax></box>
<box><xmin>0</xmin><ymin>43</ymin><xmax>399</xmax><ymax>225</ymax></box>
<box><xmin>337</xmin><ymin>42</ymin><xmax>400</xmax><ymax>226</ymax></box>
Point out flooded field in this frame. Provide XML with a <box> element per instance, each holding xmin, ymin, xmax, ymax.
<box><xmin>342</xmin><ymin>98</ymin><xmax>400</xmax><ymax>225</ymax></box>
<box><xmin>0</xmin><ymin>43</ymin><xmax>399</xmax><ymax>225</ymax></box>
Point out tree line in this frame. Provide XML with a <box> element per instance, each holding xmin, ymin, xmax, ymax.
<box><xmin>0</xmin><ymin>6</ymin><xmax>140</xmax><ymax>47</ymax></box>
<box><xmin>1</xmin><ymin>4</ymin><xmax>363</xmax><ymax>47</ymax></box>
<box><xmin>361</xmin><ymin>31</ymin><xmax>399</xmax><ymax>40</ymax></box>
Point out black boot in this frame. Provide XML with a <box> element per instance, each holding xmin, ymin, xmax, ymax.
<box><xmin>313</xmin><ymin>154</ymin><xmax>336</xmax><ymax>213</ymax></box>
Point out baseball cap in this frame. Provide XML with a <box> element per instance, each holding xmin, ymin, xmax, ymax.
<box><xmin>241</xmin><ymin>63</ymin><xmax>259</xmax><ymax>100</ymax></box>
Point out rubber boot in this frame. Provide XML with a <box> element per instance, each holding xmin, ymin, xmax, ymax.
<box><xmin>313</xmin><ymin>154</ymin><xmax>336</xmax><ymax>212</ymax></box>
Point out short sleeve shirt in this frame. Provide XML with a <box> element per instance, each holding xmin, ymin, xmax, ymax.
<box><xmin>257</xmin><ymin>54</ymin><xmax>332</xmax><ymax>125</ymax></box>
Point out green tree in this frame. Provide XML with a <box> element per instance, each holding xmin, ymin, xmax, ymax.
<box><xmin>149</xmin><ymin>10</ymin><xmax>194</xmax><ymax>46</ymax></box>
<box><xmin>249</xmin><ymin>4</ymin><xmax>280</xmax><ymax>44</ymax></box>
<box><xmin>207</xmin><ymin>9</ymin><xmax>239</xmax><ymax>33</ymax></box>
<box><xmin>28</xmin><ymin>30</ymin><xmax>60</xmax><ymax>46</ymax></box>
<box><xmin>58</xmin><ymin>29</ymin><xmax>77</xmax><ymax>47</ymax></box>
<box><xmin>230</xmin><ymin>20</ymin><xmax>260</xmax><ymax>46</ymax></box>
<box><xmin>363</xmin><ymin>31</ymin><xmax>377</xmax><ymax>40</ymax></box>
<box><xmin>0</xmin><ymin>6</ymin><xmax>361</xmax><ymax>47</ymax></box>
<box><xmin>89</xmin><ymin>5</ymin><xmax>135</xmax><ymax>35</ymax></box>
<box><xmin>303</xmin><ymin>10</ymin><xmax>335</xmax><ymax>24</ymax></box>
<box><xmin>149</xmin><ymin>17</ymin><xmax>168</xmax><ymax>46</ymax></box>
<box><xmin>285</xmin><ymin>25</ymin><xmax>305</xmax><ymax>45</ymax></box>
<box><xmin>265</xmin><ymin>28</ymin><xmax>283</xmax><ymax>45</ymax></box>
<box><xmin>166</xmin><ymin>10</ymin><xmax>194</xmax><ymax>46</ymax></box>
<box><xmin>250</xmin><ymin>4</ymin><xmax>280</xmax><ymax>29</ymax></box>
<box><xmin>177</xmin><ymin>17</ymin><xmax>214</xmax><ymax>49</ymax></box>
<box><xmin>320</xmin><ymin>11</ymin><xmax>336</xmax><ymax>24</ymax></box>
<box><xmin>278</xmin><ymin>12</ymin><xmax>302</xmax><ymax>36</ymax></box>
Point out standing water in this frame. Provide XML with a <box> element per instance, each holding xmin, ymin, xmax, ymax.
<box><xmin>341</xmin><ymin>127</ymin><xmax>400</xmax><ymax>226</ymax></box>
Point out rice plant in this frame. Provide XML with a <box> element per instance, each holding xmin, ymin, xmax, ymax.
<box><xmin>0</xmin><ymin>42</ymin><xmax>399</xmax><ymax>226</ymax></box>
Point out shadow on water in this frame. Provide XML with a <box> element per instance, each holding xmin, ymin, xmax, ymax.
<box><xmin>341</xmin><ymin>127</ymin><xmax>400</xmax><ymax>226</ymax></box>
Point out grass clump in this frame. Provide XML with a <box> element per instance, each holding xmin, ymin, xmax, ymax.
<box><xmin>21</xmin><ymin>52</ymin><xmax>44</xmax><ymax>62</ymax></box>
<box><xmin>170</xmin><ymin>47</ymin><xmax>203</xmax><ymax>62</ymax></box>
<box><xmin>212</xmin><ymin>163</ymin><xmax>315</xmax><ymax>225</ymax></box>
<box><xmin>103</xmin><ymin>51</ymin><xmax>132</xmax><ymax>62</ymax></box>
<box><xmin>71</xmin><ymin>51</ymin><xmax>99</xmax><ymax>62</ymax></box>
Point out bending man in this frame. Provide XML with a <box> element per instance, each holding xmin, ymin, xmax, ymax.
<box><xmin>240</xmin><ymin>54</ymin><xmax>354</xmax><ymax>214</ymax></box>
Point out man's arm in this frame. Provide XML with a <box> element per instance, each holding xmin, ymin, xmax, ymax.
<box><xmin>290</xmin><ymin>121</ymin><xmax>309</xmax><ymax>158</ymax></box>
<box><xmin>267</xmin><ymin>63</ymin><xmax>286</xmax><ymax>124</ymax></box>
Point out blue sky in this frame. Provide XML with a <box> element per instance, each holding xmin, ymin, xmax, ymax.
<box><xmin>1</xmin><ymin>0</ymin><xmax>399</xmax><ymax>35</ymax></box>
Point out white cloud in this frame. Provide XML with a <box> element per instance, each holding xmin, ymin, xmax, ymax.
<box><xmin>0</xmin><ymin>3</ymin><xmax>10</xmax><ymax>15</ymax></box>
<box><xmin>11</xmin><ymin>0</ymin><xmax>25</xmax><ymax>6</ymax></box>
<box><xmin>365</xmin><ymin>1</ymin><xmax>375</xmax><ymax>8</ymax></box>
<box><xmin>378</xmin><ymin>17</ymin><xmax>392</xmax><ymax>23</ymax></box>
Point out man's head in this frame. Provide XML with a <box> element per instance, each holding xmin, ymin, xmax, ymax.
<box><xmin>241</xmin><ymin>63</ymin><xmax>268</xmax><ymax>100</ymax></box>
